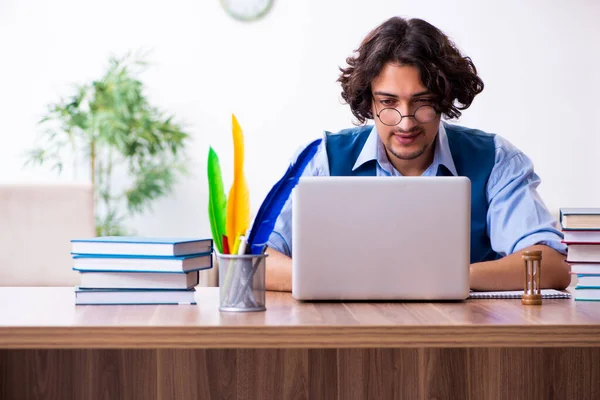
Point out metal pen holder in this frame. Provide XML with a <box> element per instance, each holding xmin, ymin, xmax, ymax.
<box><xmin>216</xmin><ymin>252</ymin><xmax>267</xmax><ymax>312</ymax></box>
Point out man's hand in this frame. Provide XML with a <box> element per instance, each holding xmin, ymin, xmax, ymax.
<box><xmin>265</xmin><ymin>247</ymin><xmax>293</xmax><ymax>292</ymax></box>
<box><xmin>266</xmin><ymin>244</ymin><xmax>571</xmax><ymax>293</ymax></box>
<box><xmin>470</xmin><ymin>244</ymin><xmax>570</xmax><ymax>291</ymax></box>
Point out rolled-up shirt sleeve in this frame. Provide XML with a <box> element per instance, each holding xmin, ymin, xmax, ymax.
<box><xmin>265</xmin><ymin>137</ymin><xmax>329</xmax><ymax>257</ymax></box>
<box><xmin>486</xmin><ymin>137</ymin><xmax>567</xmax><ymax>257</ymax></box>
<box><xmin>266</xmin><ymin>197</ymin><xmax>293</xmax><ymax>256</ymax></box>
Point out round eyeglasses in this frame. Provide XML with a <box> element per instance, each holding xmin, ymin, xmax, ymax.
<box><xmin>375</xmin><ymin>105</ymin><xmax>438</xmax><ymax>126</ymax></box>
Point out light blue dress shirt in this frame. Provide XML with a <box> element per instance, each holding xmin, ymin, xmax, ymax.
<box><xmin>266</xmin><ymin>122</ymin><xmax>567</xmax><ymax>260</ymax></box>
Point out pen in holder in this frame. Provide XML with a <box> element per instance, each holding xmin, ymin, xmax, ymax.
<box><xmin>216</xmin><ymin>251</ymin><xmax>267</xmax><ymax>312</ymax></box>
<box><xmin>522</xmin><ymin>250</ymin><xmax>543</xmax><ymax>306</ymax></box>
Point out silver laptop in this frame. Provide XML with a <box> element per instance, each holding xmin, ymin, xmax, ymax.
<box><xmin>291</xmin><ymin>176</ymin><xmax>471</xmax><ymax>300</ymax></box>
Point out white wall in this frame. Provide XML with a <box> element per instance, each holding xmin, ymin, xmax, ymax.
<box><xmin>1</xmin><ymin>0</ymin><xmax>599</xmax><ymax>238</ymax></box>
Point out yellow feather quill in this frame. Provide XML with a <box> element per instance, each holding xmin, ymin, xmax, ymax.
<box><xmin>226</xmin><ymin>113</ymin><xmax>250</xmax><ymax>252</ymax></box>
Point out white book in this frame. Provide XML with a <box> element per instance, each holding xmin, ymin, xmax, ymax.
<box><xmin>79</xmin><ymin>270</ymin><xmax>199</xmax><ymax>289</ymax></box>
<box><xmin>72</xmin><ymin>253</ymin><xmax>212</xmax><ymax>273</ymax></box>
<box><xmin>563</xmin><ymin>230</ymin><xmax>600</xmax><ymax>243</ymax></box>
<box><xmin>71</xmin><ymin>236</ymin><xmax>212</xmax><ymax>256</ymax></box>
<box><xmin>566</xmin><ymin>244</ymin><xmax>600</xmax><ymax>263</ymax></box>
<box><xmin>574</xmin><ymin>288</ymin><xmax>600</xmax><ymax>301</ymax></box>
<box><xmin>575</xmin><ymin>275</ymin><xmax>600</xmax><ymax>287</ymax></box>
<box><xmin>75</xmin><ymin>288</ymin><xmax>197</xmax><ymax>305</ymax></box>
<box><xmin>569</xmin><ymin>263</ymin><xmax>600</xmax><ymax>275</ymax></box>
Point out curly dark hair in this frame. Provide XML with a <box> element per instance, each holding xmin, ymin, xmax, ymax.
<box><xmin>338</xmin><ymin>17</ymin><xmax>484</xmax><ymax>124</ymax></box>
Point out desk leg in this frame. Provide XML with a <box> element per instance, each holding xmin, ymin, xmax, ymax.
<box><xmin>1</xmin><ymin>348</ymin><xmax>599</xmax><ymax>399</ymax></box>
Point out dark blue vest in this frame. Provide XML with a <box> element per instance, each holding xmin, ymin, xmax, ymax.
<box><xmin>324</xmin><ymin>123</ymin><xmax>500</xmax><ymax>264</ymax></box>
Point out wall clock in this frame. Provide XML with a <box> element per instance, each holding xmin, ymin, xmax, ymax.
<box><xmin>220</xmin><ymin>0</ymin><xmax>275</xmax><ymax>22</ymax></box>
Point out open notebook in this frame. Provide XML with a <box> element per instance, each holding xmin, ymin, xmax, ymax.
<box><xmin>468</xmin><ymin>289</ymin><xmax>570</xmax><ymax>299</ymax></box>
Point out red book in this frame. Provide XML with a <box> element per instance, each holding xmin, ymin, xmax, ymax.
<box><xmin>566</xmin><ymin>244</ymin><xmax>600</xmax><ymax>263</ymax></box>
<box><xmin>562</xmin><ymin>229</ymin><xmax>600</xmax><ymax>244</ymax></box>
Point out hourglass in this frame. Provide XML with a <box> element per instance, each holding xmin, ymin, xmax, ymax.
<box><xmin>522</xmin><ymin>250</ymin><xmax>543</xmax><ymax>305</ymax></box>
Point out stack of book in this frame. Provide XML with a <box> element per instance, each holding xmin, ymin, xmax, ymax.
<box><xmin>560</xmin><ymin>208</ymin><xmax>600</xmax><ymax>301</ymax></box>
<box><xmin>71</xmin><ymin>237</ymin><xmax>213</xmax><ymax>305</ymax></box>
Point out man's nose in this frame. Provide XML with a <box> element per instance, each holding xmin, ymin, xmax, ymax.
<box><xmin>397</xmin><ymin>107</ymin><xmax>418</xmax><ymax>131</ymax></box>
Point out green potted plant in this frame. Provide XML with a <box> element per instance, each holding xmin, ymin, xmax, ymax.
<box><xmin>25</xmin><ymin>51</ymin><xmax>190</xmax><ymax>236</ymax></box>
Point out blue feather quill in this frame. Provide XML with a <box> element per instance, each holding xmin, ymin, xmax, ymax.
<box><xmin>247</xmin><ymin>138</ymin><xmax>322</xmax><ymax>255</ymax></box>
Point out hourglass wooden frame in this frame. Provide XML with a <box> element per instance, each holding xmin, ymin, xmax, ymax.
<box><xmin>522</xmin><ymin>250</ymin><xmax>543</xmax><ymax>305</ymax></box>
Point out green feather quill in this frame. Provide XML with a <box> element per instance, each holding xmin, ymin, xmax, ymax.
<box><xmin>207</xmin><ymin>147</ymin><xmax>227</xmax><ymax>253</ymax></box>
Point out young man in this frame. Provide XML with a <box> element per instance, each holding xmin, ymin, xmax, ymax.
<box><xmin>264</xmin><ymin>17</ymin><xmax>570</xmax><ymax>292</ymax></box>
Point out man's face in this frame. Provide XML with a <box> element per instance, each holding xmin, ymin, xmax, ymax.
<box><xmin>371</xmin><ymin>63</ymin><xmax>441</xmax><ymax>164</ymax></box>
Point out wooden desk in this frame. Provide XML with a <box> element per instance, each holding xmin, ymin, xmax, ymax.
<box><xmin>1</xmin><ymin>287</ymin><xmax>599</xmax><ymax>399</ymax></box>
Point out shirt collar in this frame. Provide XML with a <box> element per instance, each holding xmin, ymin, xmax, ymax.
<box><xmin>352</xmin><ymin>125</ymin><xmax>379</xmax><ymax>171</ymax></box>
<box><xmin>351</xmin><ymin>122</ymin><xmax>458</xmax><ymax>176</ymax></box>
<box><xmin>433</xmin><ymin>122</ymin><xmax>458</xmax><ymax>176</ymax></box>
